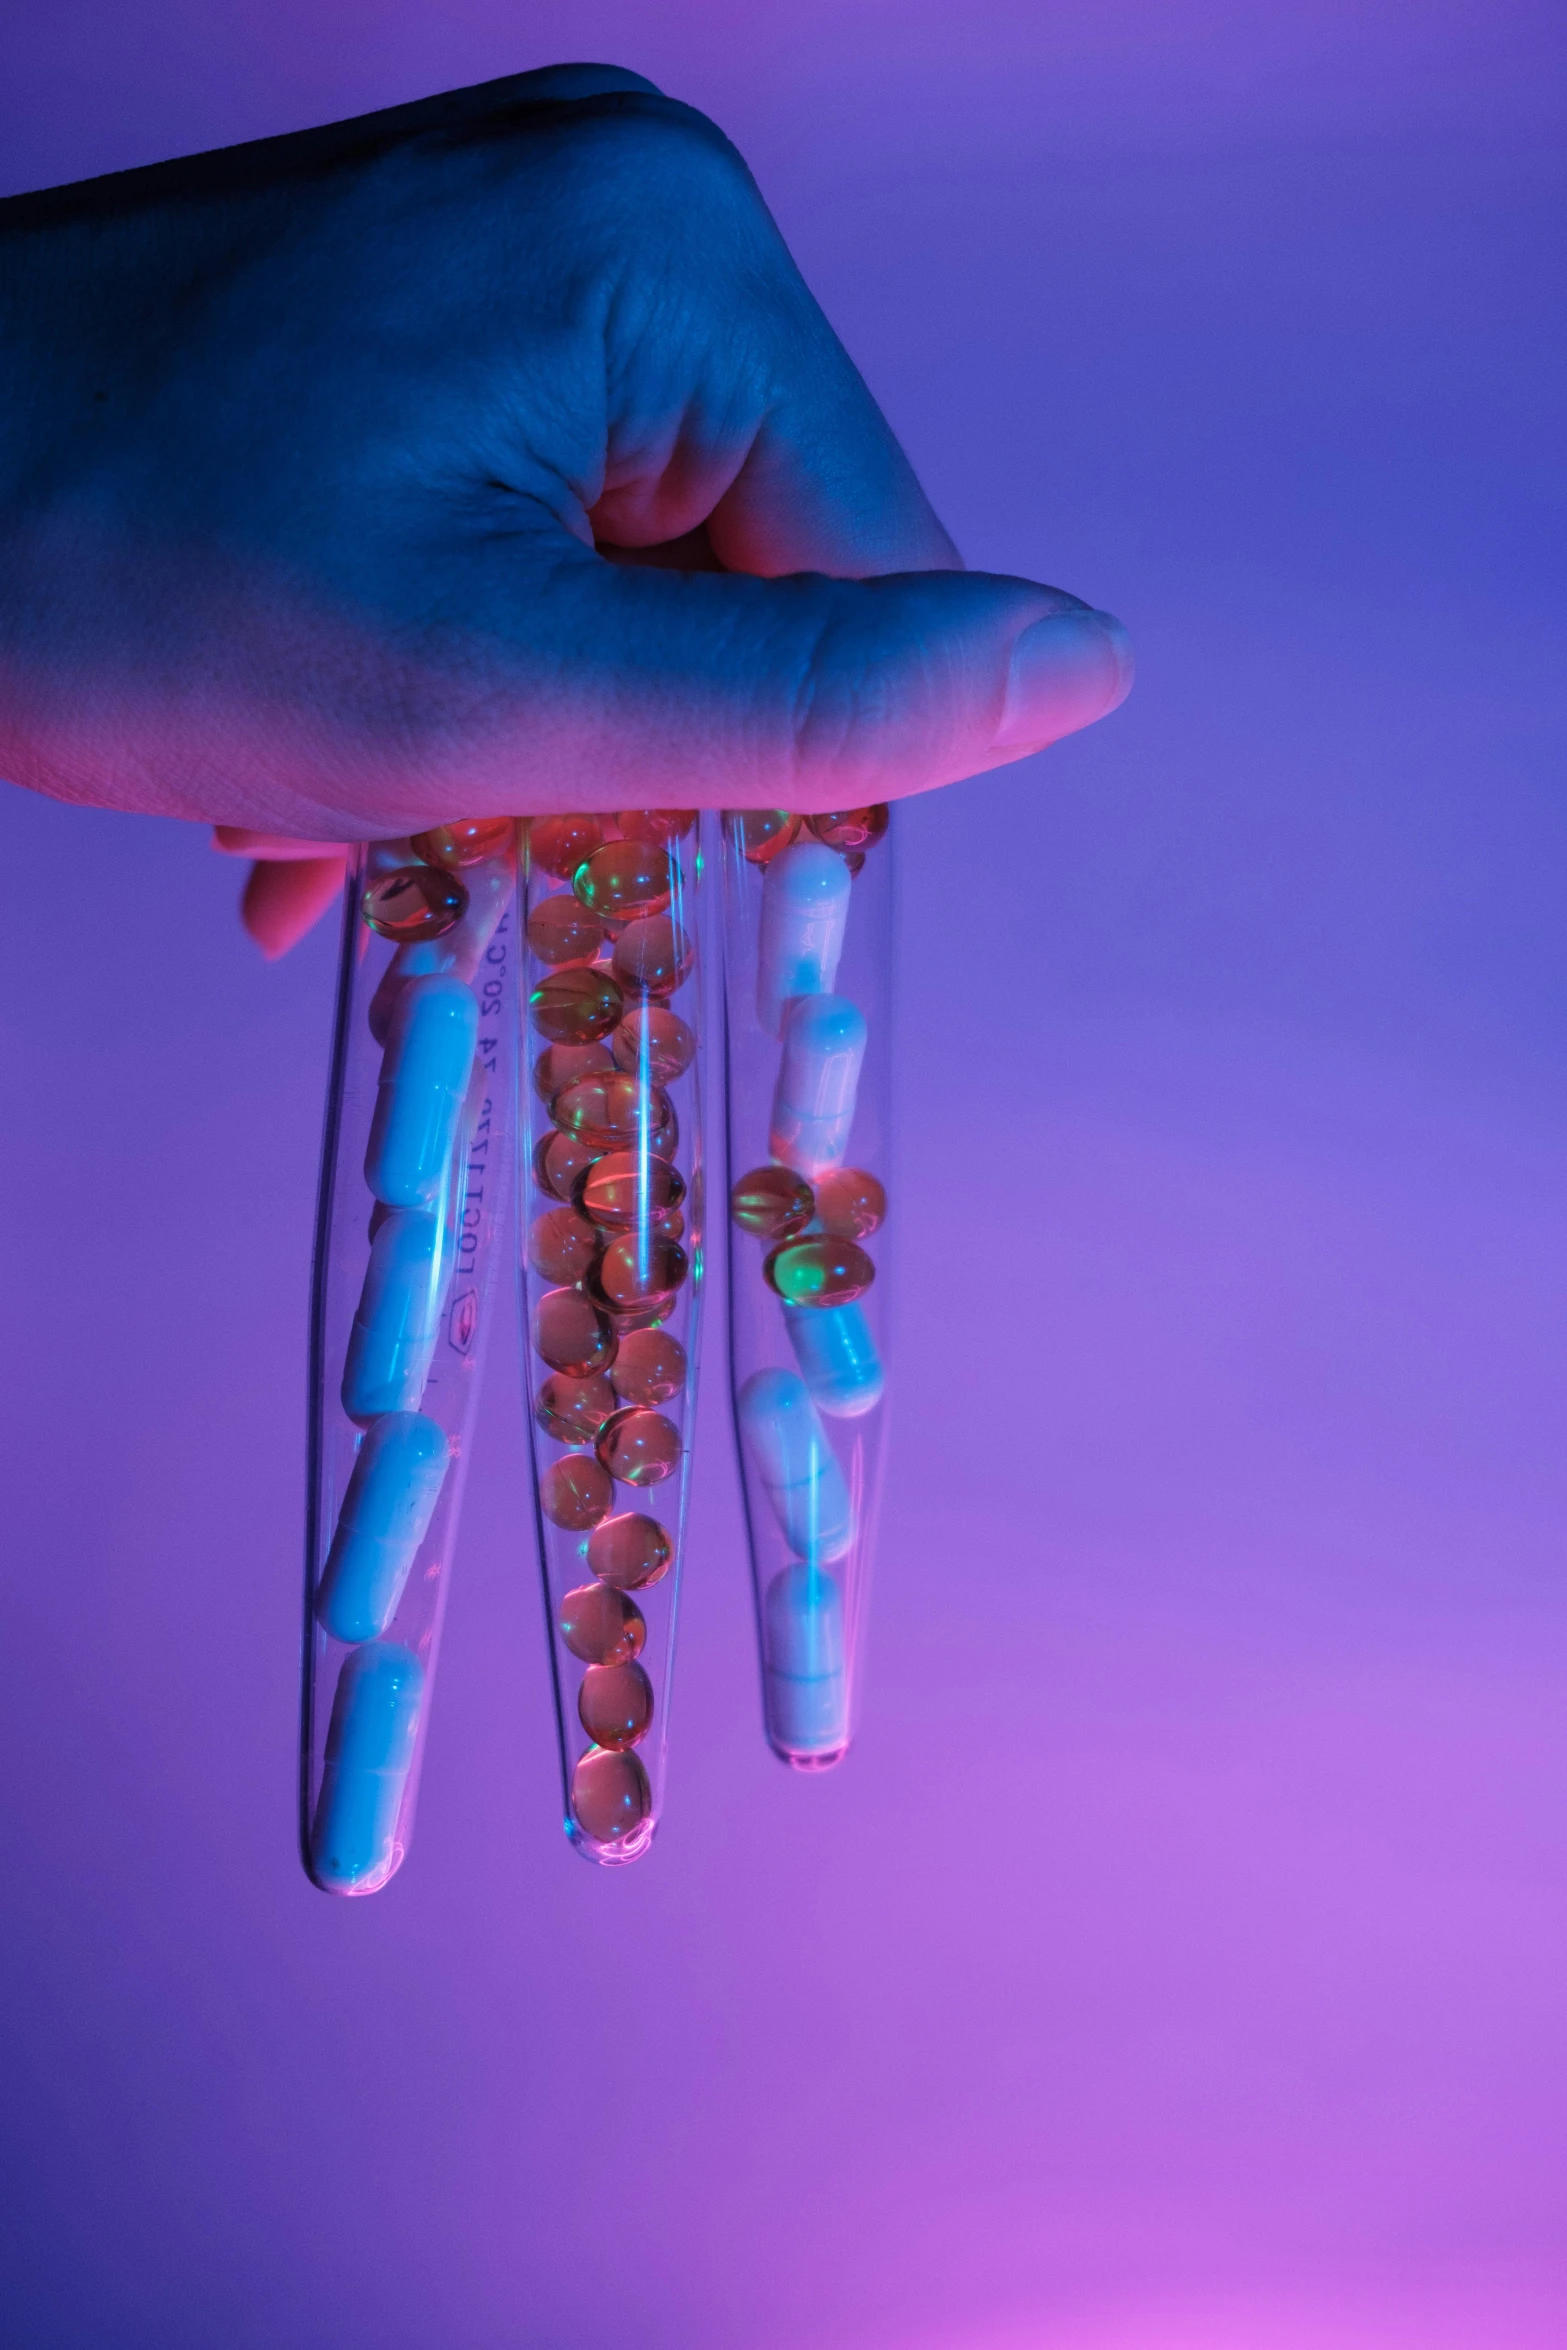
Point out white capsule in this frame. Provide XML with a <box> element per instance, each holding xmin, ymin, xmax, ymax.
<box><xmin>364</xmin><ymin>974</ymin><xmax>478</xmax><ymax>1210</ymax></box>
<box><xmin>763</xmin><ymin>1562</ymin><xmax>848</xmax><ymax>1755</ymax></box>
<box><xmin>756</xmin><ymin>840</ymin><xmax>851</xmax><ymax>1036</ymax></box>
<box><xmin>738</xmin><ymin>1367</ymin><xmax>855</xmax><ymax>1563</ymax></box>
<box><xmin>784</xmin><ymin>1300</ymin><xmax>884</xmax><ymax>1418</ymax></box>
<box><xmin>317</xmin><ymin>1412</ymin><xmax>451</xmax><ymax>1643</ymax></box>
<box><xmin>770</xmin><ymin>992</ymin><xmax>867</xmax><ymax>1178</ymax></box>
<box><xmin>310</xmin><ymin>1643</ymin><xmax>425</xmax><ymax>1893</ymax></box>
<box><xmin>342</xmin><ymin>1210</ymin><xmax>446</xmax><ymax>1423</ymax></box>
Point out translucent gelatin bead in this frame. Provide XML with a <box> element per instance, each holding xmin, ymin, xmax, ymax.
<box><xmin>609</xmin><ymin>1329</ymin><xmax>686</xmax><ymax>1407</ymax></box>
<box><xmin>552</xmin><ymin>1071</ymin><xmax>676</xmax><ymax>1157</ymax></box>
<box><xmin>571</xmin><ymin>1746</ymin><xmax>652</xmax><ymax>1845</ymax></box>
<box><xmin>764</xmin><ymin>1235</ymin><xmax>876</xmax><ymax>1307</ymax></box>
<box><xmin>527</xmin><ymin>894</ymin><xmax>605</xmax><ymax>966</ymax></box>
<box><xmin>534</xmin><ymin>1287</ymin><xmax>617</xmax><ymax>1377</ymax></box>
<box><xmin>611</xmin><ymin>915</ymin><xmax>693</xmax><ymax>1000</ymax></box>
<box><xmin>596</xmin><ymin>1406</ymin><xmax>682</xmax><ymax>1485</ymax></box>
<box><xmin>411</xmin><ymin>816</ymin><xmax>516</xmax><ymax>869</ymax></box>
<box><xmin>807</xmin><ymin>806</ymin><xmax>890</xmax><ymax>855</ymax></box>
<box><xmin>529</xmin><ymin>965</ymin><xmax>624</xmax><ymax>1046</ymax></box>
<box><xmin>533</xmin><ymin>1041</ymin><xmax>615</xmax><ymax>1103</ymax></box>
<box><xmin>736</xmin><ymin>810</ymin><xmax>801</xmax><ymax>865</ymax></box>
<box><xmin>596</xmin><ymin>1232</ymin><xmax>689</xmax><ymax>1310</ymax></box>
<box><xmin>578</xmin><ymin>1660</ymin><xmax>654</xmax><ymax>1749</ymax></box>
<box><xmin>531</xmin><ymin>814</ymin><xmax>605</xmax><ymax>879</ymax></box>
<box><xmin>576</xmin><ymin>1150</ymin><xmax>687</xmax><ymax>1233</ymax></box>
<box><xmin>731</xmin><ymin>1165</ymin><xmax>815</xmax><ymax>1240</ymax></box>
<box><xmin>527</xmin><ymin>1206</ymin><xmax>602</xmax><ymax>1285</ymax></box>
<box><xmin>534</xmin><ymin>1130</ymin><xmax>605</xmax><ymax>1204</ymax></box>
<box><xmin>573</xmin><ymin>841</ymin><xmax>673</xmax><ymax>924</ymax></box>
<box><xmin>813</xmin><ymin>1166</ymin><xmax>886</xmax><ymax>1239</ymax></box>
<box><xmin>586</xmin><ymin>1511</ymin><xmax>673</xmax><ymax>1590</ymax></box>
<box><xmin>616</xmin><ymin>809</ymin><xmax>697</xmax><ymax>845</ymax></box>
<box><xmin>363</xmin><ymin>864</ymin><xmax>468</xmax><ymax>941</ymax></box>
<box><xmin>537</xmin><ymin>1371</ymin><xmax>619</xmax><ymax>1445</ymax></box>
<box><xmin>559</xmin><ymin>1582</ymin><xmax>646</xmax><ymax>1666</ymax></box>
<box><xmin>540</xmin><ymin>1452</ymin><xmax>614</xmax><ymax>1530</ymax></box>
<box><xmin>612</xmin><ymin>1007</ymin><xmax>696</xmax><ymax>1084</ymax></box>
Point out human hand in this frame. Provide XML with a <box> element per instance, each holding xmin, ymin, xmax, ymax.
<box><xmin>0</xmin><ymin>63</ymin><xmax>1131</xmax><ymax>952</ymax></box>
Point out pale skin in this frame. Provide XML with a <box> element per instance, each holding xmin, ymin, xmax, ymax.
<box><xmin>0</xmin><ymin>63</ymin><xmax>1132</xmax><ymax>953</ymax></box>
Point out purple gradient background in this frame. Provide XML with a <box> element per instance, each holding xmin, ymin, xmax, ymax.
<box><xmin>2</xmin><ymin>4</ymin><xmax>1565</xmax><ymax>2343</ymax></box>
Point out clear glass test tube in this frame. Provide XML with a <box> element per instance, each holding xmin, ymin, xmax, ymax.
<box><xmin>518</xmin><ymin>811</ymin><xmax>707</xmax><ymax>1865</ymax></box>
<box><xmin>303</xmin><ymin>820</ymin><xmax>518</xmax><ymax>1894</ymax></box>
<box><xmin>721</xmin><ymin>808</ymin><xmax>892</xmax><ymax>1770</ymax></box>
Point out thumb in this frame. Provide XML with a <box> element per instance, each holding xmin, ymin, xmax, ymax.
<box><xmin>452</xmin><ymin>548</ymin><xmax>1132</xmax><ymax>816</ymax></box>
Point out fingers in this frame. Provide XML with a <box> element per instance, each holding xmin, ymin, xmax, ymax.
<box><xmin>214</xmin><ymin>826</ymin><xmax>350</xmax><ymax>859</ymax></box>
<box><xmin>240</xmin><ymin>853</ymin><xmax>348</xmax><ymax>957</ymax></box>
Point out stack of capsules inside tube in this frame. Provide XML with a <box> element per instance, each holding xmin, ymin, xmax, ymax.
<box><xmin>720</xmin><ymin>808</ymin><xmax>891</xmax><ymax>1768</ymax></box>
<box><xmin>519</xmin><ymin>812</ymin><xmax>704</xmax><ymax>1863</ymax></box>
<box><xmin>305</xmin><ymin>819</ymin><xmax>517</xmax><ymax>1894</ymax></box>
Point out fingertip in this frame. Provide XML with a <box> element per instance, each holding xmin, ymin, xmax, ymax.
<box><xmin>992</xmin><ymin>608</ymin><xmax>1134</xmax><ymax>752</ymax></box>
<box><xmin>240</xmin><ymin>855</ymin><xmax>348</xmax><ymax>957</ymax></box>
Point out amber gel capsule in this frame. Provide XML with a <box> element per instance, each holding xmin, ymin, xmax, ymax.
<box><xmin>807</xmin><ymin>806</ymin><xmax>890</xmax><ymax>856</ymax></box>
<box><xmin>813</xmin><ymin>1167</ymin><xmax>886</xmax><ymax>1240</ymax></box>
<box><xmin>570</xmin><ymin>1746</ymin><xmax>652</xmax><ymax>1848</ymax></box>
<box><xmin>536</xmin><ymin>1372</ymin><xmax>618</xmax><ymax>1446</ymax></box>
<box><xmin>534</xmin><ymin>1130</ymin><xmax>604</xmax><ymax>1204</ymax></box>
<box><xmin>527</xmin><ymin>894</ymin><xmax>605</xmax><ymax>966</ymax></box>
<box><xmin>527</xmin><ymin>1206</ymin><xmax>601</xmax><ymax>1285</ymax></box>
<box><xmin>541</xmin><ymin>1453</ymin><xmax>614</xmax><ymax>1530</ymax></box>
<box><xmin>530</xmin><ymin>966</ymin><xmax>623</xmax><ymax>1046</ymax></box>
<box><xmin>533</xmin><ymin>1288</ymin><xmax>617</xmax><ymax>1378</ymax></box>
<box><xmin>573</xmin><ymin>841</ymin><xmax>673</xmax><ymax>924</ymax></box>
<box><xmin>609</xmin><ymin>1329</ymin><xmax>687</xmax><ymax>1406</ymax></box>
<box><xmin>531</xmin><ymin>814</ymin><xmax>605</xmax><ymax>879</ymax></box>
<box><xmin>616</xmin><ymin>810</ymin><xmax>697</xmax><ymax>844</ymax></box>
<box><xmin>586</xmin><ymin>1512</ymin><xmax>673</xmax><ymax>1590</ymax></box>
<box><xmin>560</xmin><ymin>1583</ymin><xmax>646</xmax><ymax>1666</ymax></box>
<box><xmin>412</xmin><ymin>816</ymin><xmax>517</xmax><ymax>869</ymax></box>
<box><xmin>364</xmin><ymin>864</ymin><xmax>467</xmax><ymax>942</ymax></box>
<box><xmin>576</xmin><ymin>1151</ymin><xmax>686</xmax><ymax>1234</ymax></box>
<box><xmin>578</xmin><ymin>1661</ymin><xmax>655</xmax><ymax>1750</ymax></box>
<box><xmin>596</xmin><ymin>1407</ymin><xmax>682</xmax><ymax>1486</ymax></box>
<box><xmin>765</xmin><ymin>1236</ymin><xmax>876</xmax><ymax>1309</ymax></box>
<box><xmin>612</xmin><ymin>1007</ymin><xmax>696</xmax><ymax>1084</ymax></box>
<box><xmin>731</xmin><ymin>1166</ymin><xmax>814</xmax><ymax>1240</ymax></box>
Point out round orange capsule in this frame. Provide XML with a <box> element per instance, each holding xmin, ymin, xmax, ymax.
<box><xmin>596</xmin><ymin>1406</ymin><xmax>682</xmax><ymax>1485</ymax></box>
<box><xmin>575</xmin><ymin>1151</ymin><xmax>686</xmax><ymax>1234</ymax></box>
<box><xmin>807</xmin><ymin>806</ymin><xmax>889</xmax><ymax>854</ymax></box>
<box><xmin>537</xmin><ymin>1373</ymin><xmax>618</xmax><ymax>1446</ymax></box>
<box><xmin>527</xmin><ymin>894</ymin><xmax>604</xmax><ymax>965</ymax></box>
<box><xmin>573</xmin><ymin>840</ymin><xmax>673</xmax><ymax>923</ymax></box>
<box><xmin>764</xmin><ymin>1236</ymin><xmax>875</xmax><ymax>1307</ymax></box>
<box><xmin>527</xmin><ymin>1207</ymin><xmax>601</xmax><ymax>1286</ymax></box>
<box><xmin>363</xmin><ymin>865</ymin><xmax>467</xmax><ymax>941</ymax></box>
<box><xmin>586</xmin><ymin>1511</ymin><xmax>673</xmax><ymax>1590</ymax></box>
<box><xmin>529</xmin><ymin>965</ymin><xmax>623</xmax><ymax>1046</ymax></box>
<box><xmin>533</xmin><ymin>1130</ymin><xmax>605</xmax><ymax>1204</ymax></box>
<box><xmin>540</xmin><ymin>1452</ymin><xmax>614</xmax><ymax>1531</ymax></box>
<box><xmin>611</xmin><ymin>914</ymin><xmax>693</xmax><ymax>1000</ymax></box>
<box><xmin>559</xmin><ymin>1582</ymin><xmax>646</xmax><ymax>1666</ymax></box>
<box><xmin>570</xmin><ymin>1746</ymin><xmax>651</xmax><ymax>1845</ymax></box>
<box><xmin>731</xmin><ymin>1165</ymin><xmax>815</xmax><ymax>1239</ymax></box>
<box><xmin>609</xmin><ymin>1328</ymin><xmax>687</xmax><ymax>1406</ymax></box>
<box><xmin>533</xmin><ymin>1288</ymin><xmax>617</xmax><ymax>1378</ymax></box>
<box><xmin>411</xmin><ymin>816</ymin><xmax>516</xmax><ymax>869</ymax></box>
<box><xmin>813</xmin><ymin>1166</ymin><xmax>886</xmax><ymax>1239</ymax></box>
<box><xmin>615</xmin><ymin>810</ymin><xmax>697</xmax><ymax>844</ymax></box>
<box><xmin>533</xmin><ymin>1041</ymin><xmax>615</xmax><ymax>1104</ymax></box>
<box><xmin>552</xmin><ymin>1071</ymin><xmax>676</xmax><ymax>1157</ymax></box>
<box><xmin>530</xmin><ymin>814</ymin><xmax>606</xmax><ymax>880</ymax></box>
<box><xmin>596</xmin><ymin>1232</ymin><xmax>689</xmax><ymax>1309</ymax></box>
<box><xmin>732</xmin><ymin>810</ymin><xmax>801</xmax><ymax>865</ymax></box>
<box><xmin>612</xmin><ymin>1007</ymin><xmax>696</xmax><ymax>1084</ymax></box>
<box><xmin>578</xmin><ymin>1660</ymin><xmax>654</xmax><ymax>1750</ymax></box>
